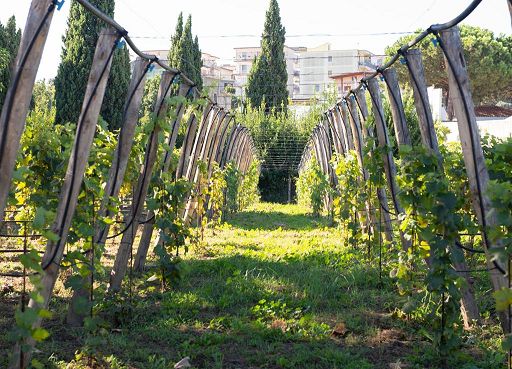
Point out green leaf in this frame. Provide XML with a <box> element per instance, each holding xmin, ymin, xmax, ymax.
<box><xmin>31</xmin><ymin>328</ymin><xmax>49</xmax><ymax>341</ymax></box>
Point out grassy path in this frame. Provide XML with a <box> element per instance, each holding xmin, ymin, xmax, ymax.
<box><xmin>3</xmin><ymin>203</ymin><xmax>501</xmax><ymax>368</ymax></box>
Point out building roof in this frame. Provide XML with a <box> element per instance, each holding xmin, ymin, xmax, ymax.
<box><xmin>329</xmin><ymin>71</ymin><xmax>373</xmax><ymax>79</ymax></box>
<box><xmin>475</xmin><ymin>105</ymin><xmax>512</xmax><ymax>118</ymax></box>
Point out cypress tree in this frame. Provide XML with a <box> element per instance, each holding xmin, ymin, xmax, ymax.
<box><xmin>55</xmin><ymin>0</ymin><xmax>130</xmax><ymax>129</ymax></box>
<box><xmin>179</xmin><ymin>16</ymin><xmax>195</xmax><ymax>81</ymax></box>
<box><xmin>0</xmin><ymin>16</ymin><xmax>21</xmax><ymax>110</ymax></box>
<box><xmin>102</xmin><ymin>45</ymin><xmax>130</xmax><ymax>130</ymax></box>
<box><xmin>193</xmin><ymin>35</ymin><xmax>203</xmax><ymax>91</ymax></box>
<box><xmin>246</xmin><ymin>0</ymin><xmax>288</xmax><ymax>112</ymax></box>
<box><xmin>168</xmin><ymin>12</ymin><xmax>184</xmax><ymax>70</ymax></box>
<box><xmin>167</xmin><ymin>14</ymin><xmax>203</xmax><ymax>90</ymax></box>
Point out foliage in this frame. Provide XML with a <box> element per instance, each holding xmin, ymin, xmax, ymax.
<box><xmin>296</xmin><ymin>156</ymin><xmax>329</xmax><ymax>216</ymax></box>
<box><xmin>238</xmin><ymin>159</ymin><xmax>260</xmax><ymax>210</ymax></box>
<box><xmin>385</xmin><ymin>25</ymin><xmax>512</xmax><ymax>105</ymax></box>
<box><xmin>140</xmin><ymin>75</ymin><xmax>161</xmax><ymax>118</ymax></box>
<box><xmin>395</xmin><ymin>145</ymin><xmax>464</xmax><ymax>354</ymax></box>
<box><xmin>54</xmin><ymin>0</ymin><xmax>131</xmax><ymax>129</ymax></box>
<box><xmin>246</xmin><ymin>0</ymin><xmax>288</xmax><ymax>112</ymax></box>
<box><xmin>167</xmin><ymin>13</ymin><xmax>203</xmax><ymax>90</ymax></box>
<box><xmin>0</xmin><ymin>15</ymin><xmax>21</xmax><ymax>110</ymax></box>
<box><xmin>332</xmin><ymin>151</ymin><xmax>366</xmax><ymax>247</ymax></box>
<box><xmin>224</xmin><ymin>160</ymin><xmax>260</xmax><ymax>214</ymax></box>
<box><xmin>102</xmin><ymin>45</ymin><xmax>131</xmax><ymax>130</ymax></box>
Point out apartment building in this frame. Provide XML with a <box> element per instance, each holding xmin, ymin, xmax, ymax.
<box><xmin>233</xmin><ymin>45</ymin><xmax>306</xmax><ymax>98</ymax></box>
<box><xmin>137</xmin><ymin>50</ymin><xmax>236</xmax><ymax>110</ymax></box>
<box><xmin>232</xmin><ymin>44</ymin><xmax>381</xmax><ymax>100</ymax></box>
<box><xmin>295</xmin><ymin>44</ymin><xmax>381</xmax><ymax>99</ymax></box>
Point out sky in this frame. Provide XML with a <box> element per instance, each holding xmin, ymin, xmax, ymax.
<box><xmin>2</xmin><ymin>0</ymin><xmax>511</xmax><ymax>81</ymax></box>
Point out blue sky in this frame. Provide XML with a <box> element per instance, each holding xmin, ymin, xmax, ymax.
<box><xmin>2</xmin><ymin>0</ymin><xmax>511</xmax><ymax>80</ymax></box>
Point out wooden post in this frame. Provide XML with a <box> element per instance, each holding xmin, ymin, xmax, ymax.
<box><xmin>403</xmin><ymin>49</ymin><xmax>441</xmax><ymax>162</ymax></box>
<box><xmin>183</xmin><ymin>107</ymin><xmax>222</xmax><ymax>220</ymax></box>
<box><xmin>509</xmin><ymin>0</ymin><xmax>512</xmax><ymax>27</ymax></box>
<box><xmin>332</xmin><ymin>106</ymin><xmax>347</xmax><ymax>155</ymax></box>
<box><xmin>109</xmin><ymin>71</ymin><xmax>176</xmax><ymax>293</ymax></box>
<box><xmin>185</xmin><ymin>103</ymin><xmax>214</xmax><ymax>181</ymax></box>
<box><xmin>381</xmin><ymin>68</ymin><xmax>412</xmax><ymax>147</ymax></box>
<box><xmin>66</xmin><ymin>57</ymin><xmax>150</xmax><ymax>326</ymax></box>
<box><xmin>176</xmin><ymin>113</ymin><xmax>198</xmax><ymax>178</ymax></box>
<box><xmin>355</xmin><ymin>88</ymin><xmax>394</xmax><ymax>244</ymax></box>
<box><xmin>161</xmin><ymin>83</ymin><xmax>190</xmax><ymax>173</ymax></box>
<box><xmin>340</xmin><ymin>101</ymin><xmax>355</xmax><ymax>151</ymax></box>
<box><xmin>214</xmin><ymin>115</ymin><xmax>235</xmax><ymax>163</ymax></box>
<box><xmin>440</xmin><ymin>26</ymin><xmax>506</xmax><ymax>329</ymax></box>
<box><xmin>0</xmin><ymin>0</ymin><xmax>56</xmax><ymax>220</ymax></box>
<box><xmin>10</xmin><ymin>28</ymin><xmax>118</xmax><ymax>368</ymax></box>
<box><xmin>347</xmin><ymin>95</ymin><xmax>378</xmax><ymax>234</ymax></box>
<box><xmin>367</xmin><ymin>78</ymin><xmax>411</xmax><ymax>251</ymax></box>
<box><xmin>404</xmin><ymin>44</ymin><xmax>480</xmax><ymax>327</ymax></box>
<box><xmin>133</xmin><ymin>83</ymin><xmax>190</xmax><ymax>271</ymax></box>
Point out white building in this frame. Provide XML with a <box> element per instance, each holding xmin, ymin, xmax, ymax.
<box><xmin>233</xmin><ymin>45</ymin><xmax>306</xmax><ymax>98</ymax></box>
<box><xmin>232</xmin><ymin>44</ymin><xmax>381</xmax><ymax>101</ymax></box>
<box><xmin>295</xmin><ymin>44</ymin><xmax>380</xmax><ymax>99</ymax></box>
<box><xmin>136</xmin><ymin>50</ymin><xmax>236</xmax><ymax>110</ymax></box>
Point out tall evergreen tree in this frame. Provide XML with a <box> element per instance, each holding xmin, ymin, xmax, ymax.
<box><xmin>167</xmin><ymin>13</ymin><xmax>202</xmax><ymax>90</ymax></box>
<box><xmin>54</xmin><ymin>0</ymin><xmax>130</xmax><ymax>129</ymax></box>
<box><xmin>246</xmin><ymin>0</ymin><xmax>288</xmax><ymax>112</ymax></box>
<box><xmin>193</xmin><ymin>35</ymin><xmax>203</xmax><ymax>90</ymax></box>
<box><xmin>0</xmin><ymin>16</ymin><xmax>21</xmax><ymax>110</ymax></box>
<box><xmin>168</xmin><ymin>12</ymin><xmax>184</xmax><ymax>70</ymax></box>
<box><xmin>102</xmin><ymin>45</ymin><xmax>130</xmax><ymax>130</ymax></box>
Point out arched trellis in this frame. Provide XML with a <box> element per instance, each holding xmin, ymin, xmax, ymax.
<box><xmin>299</xmin><ymin>0</ymin><xmax>511</xmax><ymax>334</ymax></box>
<box><xmin>0</xmin><ymin>0</ymin><xmax>259</xmax><ymax>366</ymax></box>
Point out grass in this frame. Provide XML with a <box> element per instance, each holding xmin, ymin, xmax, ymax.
<box><xmin>0</xmin><ymin>202</ymin><xmax>506</xmax><ymax>368</ymax></box>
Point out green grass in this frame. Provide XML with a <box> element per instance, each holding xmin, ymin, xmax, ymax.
<box><xmin>1</xmin><ymin>202</ymin><xmax>506</xmax><ymax>368</ymax></box>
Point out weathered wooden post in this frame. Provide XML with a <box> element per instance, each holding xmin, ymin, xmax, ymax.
<box><xmin>354</xmin><ymin>88</ymin><xmax>394</xmax><ymax>243</ymax></box>
<box><xmin>133</xmin><ymin>83</ymin><xmax>190</xmax><ymax>271</ymax></box>
<box><xmin>0</xmin><ymin>0</ymin><xmax>57</xmax><ymax>220</ymax></box>
<box><xmin>176</xmin><ymin>113</ymin><xmax>198</xmax><ymax>178</ymax></box>
<box><xmin>332</xmin><ymin>106</ymin><xmax>347</xmax><ymax>155</ymax></box>
<box><xmin>439</xmin><ymin>26</ymin><xmax>507</xmax><ymax>330</ymax></box>
<box><xmin>403</xmin><ymin>49</ymin><xmax>441</xmax><ymax>162</ymax></box>
<box><xmin>381</xmin><ymin>68</ymin><xmax>412</xmax><ymax>147</ymax></box>
<box><xmin>340</xmin><ymin>101</ymin><xmax>355</xmax><ymax>151</ymax></box>
<box><xmin>66</xmin><ymin>57</ymin><xmax>151</xmax><ymax>326</ymax></box>
<box><xmin>403</xmin><ymin>43</ymin><xmax>480</xmax><ymax>327</ymax></box>
<box><xmin>109</xmin><ymin>71</ymin><xmax>176</xmax><ymax>293</ymax></box>
<box><xmin>367</xmin><ymin>78</ymin><xmax>411</xmax><ymax>251</ymax></box>
<box><xmin>347</xmin><ymin>95</ymin><xmax>377</xmax><ymax>235</ymax></box>
<box><xmin>9</xmin><ymin>28</ymin><xmax>118</xmax><ymax>368</ymax></box>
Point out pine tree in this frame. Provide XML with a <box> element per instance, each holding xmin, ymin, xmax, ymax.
<box><xmin>0</xmin><ymin>16</ymin><xmax>21</xmax><ymax>110</ymax></box>
<box><xmin>55</xmin><ymin>0</ymin><xmax>130</xmax><ymax>129</ymax></box>
<box><xmin>246</xmin><ymin>0</ymin><xmax>288</xmax><ymax>112</ymax></box>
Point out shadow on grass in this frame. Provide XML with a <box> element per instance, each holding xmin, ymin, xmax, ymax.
<box><xmin>22</xmin><ymin>251</ymin><xmax>414</xmax><ymax>369</ymax></box>
<box><xmin>224</xmin><ymin>209</ymin><xmax>331</xmax><ymax>231</ymax></box>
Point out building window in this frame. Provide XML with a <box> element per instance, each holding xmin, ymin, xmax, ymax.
<box><xmin>328</xmin><ymin>56</ymin><xmax>333</xmax><ymax>62</ymax></box>
<box><xmin>241</xmin><ymin>65</ymin><xmax>248</xmax><ymax>73</ymax></box>
<box><xmin>315</xmin><ymin>84</ymin><xmax>320</xmax><ymax>92</ymax></box>
<box><xmin>328</xmin><ymin>70</ymin><xmax>332</xmax><ymax>76</ymax></box>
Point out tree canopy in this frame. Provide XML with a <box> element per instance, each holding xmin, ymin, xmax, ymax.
<box><xmin>246</xmin><ymin>0</ymin><xmax>288</xmax><ymax>112</ymax></box>
<box><xmin>385</xmin><ymin>25</ymin><xmax>512</xmax><ymax>106</ymax></box>
<box><xmin>54</xmin><ymin>0</ymin><xmax>131</xmax><ymax>130</ymax></box>
<box><xmin>0</xmin><ymin>16</ymin><xmax>21</xmax><ymax>110</ymax></box>
<box><xmin>167</xmin><ymin>13</ymin><xmax>203</xmax><ymax>90</ymax></box>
